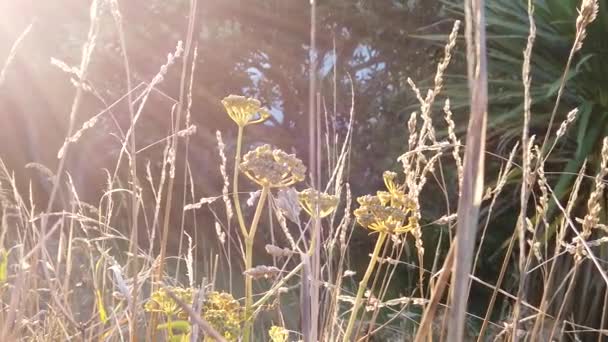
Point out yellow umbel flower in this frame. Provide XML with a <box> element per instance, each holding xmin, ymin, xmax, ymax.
<box><xmin>354</xmin><ymin>195</ymin><xmax>412</xmax><ymax>234</ymax></box>
<box><xmin>240</xmin><ymin>145</ymin><xmax>306</xmax><ymax>188</ymax></box>
<box><xmin>382</xmin><ymin>171</ymin><xmax>400</xmax><ymax>194</ymax></box>
<box><xmin>377</xmin><ymin>171</ymin><xmax>411</xmax><ymax>208</ymax></box>
<box><xmin>298</xmin><ymin>188</ymin><xmax>339</xmax><ymax>218</ymax></box>
<box><xmin>353</xmin><ymin>171</ymin><xmax>417</xmax><ymax>235</ymax></box>
<box><xmin>269</xmin><ymin>325</ymin><xmax>289</xmax><ymax>342</ymax></box>
<box><xmin>144</xmin><ymin>287</ymin><xmax>194</xmax><ymax>320</ymax></box>
<box><xmin>344</xmin><ymin>171</ymin><xmax>418</xmax><ymax>342</ymax></box>
<box><xmin>202</xmin><ymin>291</ymin><xmax>243</xmax><ymax>342</ymax></box>
<box><xmin>222</xmin><ymin>95</ymin><xmax>271</xmax><ymax>127</ymax></box>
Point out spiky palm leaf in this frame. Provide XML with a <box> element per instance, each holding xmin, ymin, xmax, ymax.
<box><xmin>441</xmin><ymin>0</ymin><xmax>608</xmax><ymax>224</ymax></box>
<box><xmin>435</xmin><ymin>0</ymin><xmax>608</xmax><ymax>336</ymax></box>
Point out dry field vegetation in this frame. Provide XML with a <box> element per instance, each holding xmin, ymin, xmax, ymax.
<box><xmin>0</xmin><ymin>0</ymin><xmax>607</xmax><ymax>341</ymax></box>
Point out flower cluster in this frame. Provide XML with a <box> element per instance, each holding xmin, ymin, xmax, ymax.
<box><xmin>144</xmin><ymin>287</ymin><xmax>194</xmax><ymax>319</ymax></box>
<box><xmin>269</xmin><ymin>325</ymin><xmax>289</xmax><ymax>342</ymax></box>
<box><xmin>298</xmin><ymin>188</ymin><xmax>339</xmax><ymax>218</ymax></box>
<box><xmin>240</xmin><ymin>144</ymin><xmax>306</xmax><ymax>188</ymax></box>
<box><xmin>354</xmin><ymin>171</ymin><xmax>417</xmax><ymax>235</ymax></box>
<box><xmin>202</xmin><ymin>291</ymin><xmax>243</xmax><ymax>342</ymax></box>
<box><xmin>145</xmin><ymin>288</ymin><xmax>243</xmax><ymax>341</ymax></box>
<box><xmin>222</xmin><ymin>95</ymin><xmax>271</xmax><ymax>127</ymax></box>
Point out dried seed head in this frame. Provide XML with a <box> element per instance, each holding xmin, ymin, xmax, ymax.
<box><xmin>436</xmin><ymin>213</ymin><xmax>457</xmax><ymax>226</ymax></box>
<box><xmin>578</xmin><ymin>0</ymin><xmax>599</xmax><ymax>30</ymax></box>
<box><xmin>343</xmin><ymin>270</ymin><xmax>356</xmax><ymax>277</ymax></box>
<box><xmin>298</xmin><ymin>188</ymin><xmax>339</xmax><ymax>218</ymax></box>
<box><xmin>240</xmin><ymin>144</ymin><xmax>306</xmax><ymax>188</ymax></box>
<box><xmin>556</xmin><ymin>108</ymin><xmax>578</xmax><ymax>138</ymax></box>
<box><xmin>276</xmin><ymin>187</ymin><xmax>301</xmax><ymax>224</ymax></box>
<box><xmin>216</xmin><ymin>130</ymin><xmax>234</xmax><ymax>220</ymax></box>
<box><xmin>215</xmin><ymin>221</ymin><xmax>226</xmax><ymax>245</ymax></box>
<box><xmin>575</xmin><ymin>0</ymin><xmax>599</xmax><ymax>51</ymax></box>
<box><xmin>246</xmin><ymin>190</ymin><xmax>262</xmax><ymax>207</ymax></box>
<box><xmin>265</xmin><ymin>244</ymin><xmax>293</xmax><ymax>258</ymax></box>
<box><xmin>581</xmin><ymin>137</ymin><xmax>608</xmax><ymax>238</ymax></box>
<box><xmin>243</xmin><ymin>265</ymin><xmax>281</xmax><ymax>279</ymax></box>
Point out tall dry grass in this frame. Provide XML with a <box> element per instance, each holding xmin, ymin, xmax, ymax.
<box><xmin>0</xmin><ymin>0</ymin><xmax>607</xmax><ymax>341</ymax></box>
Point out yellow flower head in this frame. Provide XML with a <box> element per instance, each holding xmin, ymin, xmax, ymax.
<box><xmin>202</xmin><ymin>291</ymin><xmax>243</xmax><ymax>342</ymax></box>
<box><xmin>222</xmin><ymin>95</ymin><xmax>271</xmax><ymax>127</ymax></box>
<box><xmin>354</xmin><ymin>195</ymin><xmax>412</xmax><ymax>234</ymax></box>
<box><xmin>353</xmin><ymin>171</ymin><xmax>417</xmax><ymax>235</ymax></box>
<box><xmin>144</xmin><ymin>287</ymin><xmax>194</xmax><ymax>319</ymax></box>
<box><xmin>269</xmin><ymin>325</ymin><xmax>289</xmax><ymax>342</ymax></box>
<box><xmin>298</xmin><ymin>188</ymin><xmax>339</xmax><ymax>218</ymax></box>
<box><xmin>383</xmin><ymin>171</ymin><xmax>400</xmax><ymax>193</ymax></box>
<box><xmin>240</xmin><ymin>145</ymin><xmax>306</xmax><ymax>188</ymax></box>
<box><xmin>377</xmin><ymin>171</ymin><xmax>412</xmax><ymax>208</ymax></box>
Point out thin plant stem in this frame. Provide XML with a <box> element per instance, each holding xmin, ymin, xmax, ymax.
<box><xmin>253</xmin><ymin>262</ymin><xmax>304</xmax><ymax>309</ymax></box>
<box><xmin>477</xmin><ymin>232</ymin><xmax>516</xmax><ymax>341</ymax></box>
<box><xmin>547</xmin><ymin>261</ymin><xmax>579</xmax><ymax>341</ymax></box>
<box><xmin>598</xmin><ymin>284</ymin><xmax>608</xmax><ymax>342</ymax></box>
<box><xmin>243</xmin><ymin>185</ymin><xmax>269</xmax><ymax>342</ymax></box>
<box><xmin>342</xmin><ymin>232</ymin><xmax>387</xmax><ymax>342</ymax></box>
<box><xmin>233</xmin><ymin>126</ymin><xmax>248</xmax><ymax>238</ymax></box>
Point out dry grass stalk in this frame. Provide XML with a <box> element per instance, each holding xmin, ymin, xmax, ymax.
<box><xmin>443</xmin><ymin>0</ymin><xmax>488</xmax><ymax>340</ymax></box>
<box><xmin>0</xmin><ymin>22</ymin><xmax>33</xmax><ymax>85</ymax></box>
<box><xmin>3</xmin><ymin>1</ymin><xmax>608</xmax><ymax>341</ymax></box>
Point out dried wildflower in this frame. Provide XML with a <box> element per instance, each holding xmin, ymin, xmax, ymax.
<box><xmin>576</xmin><ymin>0</ymin><xmax>599</xmax><ymax>51</ymax></box>
<box><xmin>556</xmin><ymin>108</ymin><xmax>578</xmax><ymax>138</ymax></box>
<box><xmin>176</xmin><ymin>124</ymin><xmax>197</xmax><ymax>137</ymax></box>
<box><xmin>246</xmin><ymin>190</ymin><xmax>262</xmax><ymax>207</ymax></box>
<box><xmin>276</xmin><ymin>187</ymin><xmax>302</xmax><ymax>224</ymax></box>
<box><xmin>436</xmin><ymin>213</ymin><xmax>457</xmax><ymax>226</ymax></box>
<box><xmin>339</xmin><ymin>294</ymin><xmax>427</xmax><ymax>313</ymax></box>
<box><xmin>298</xmin><ymin>188</ymin><xmax>339</xmax><ymax>218</ymax></box>
<box><xmin>375</xmin><ymin>255</ymin><xmax>399</xmax><ymax>265</ymax></box>
<box><xmin>240</xmin><ymin>145</ymin><xmax>306</xmax><ymax>188</ymax></box>
<box><xmin>144</xmin><ymin>287</ymin><xmax>194</xmax><ymax>319</ymax></box>
<box><xmin>222</xmin><ymin>94</ymin><xmax>271</xmax><ymax>127</ymax></box>
<box><xmin>581</xmin><ymin>137</ymin><xmax>608</xmax><ymax>239</ymax></box>
<box><xmin>184</xmin><ymin>197</ymin><xmax>220</xmax><ymax>211</ymax></box>
<box><xmin>337</xmin><ymin>184</ymin><xmax>352</xmax><ymax>248</ymax></box>
<box><xmin>109</xmin><ymin>264</ymin><xmax>131</xmax><ymax>304</ymax></box>
<box><xmin>216</xmin><ymin>131</ymin><xmax>233</xmax><ymax>220</ymax></box>
<box><xmin>269</xmin><ymin>325</ymin><xmax>289</xmax><ymax>342</ymax></box>
<box><xmin>265</xmin><ymin>244</ymin><xmax>293</xmax><ymax>258</ymax></box>
<box><xmin>343</xmin><ymin>270</ymin><xmax>356</xmax><ymax>277</ymax></box>
<box><xmin>390</xmin><ymin>234</ymin><xmax>403</xmax><ymax>245</ymax></box>
<box><xmin>243</xmin><ymin>265</ymin><xmax>281</xmax><ymax>279</ymax></box>
<box><xmin>407</xmin><ymin>112</ymin><xmax>418</xmax><ymax>150</ymax></box>
<box><xmin>215</xmin><ymin>221</ymin><xmax>226</xmax><ymax>245</ymax></box>
<box><xmin>202</xmin><ymin>291</ymin><xmax>243</xmax><ymax>342</ymax></box>
<box><xmin>444</xmin><ymin>99</ymin><xmax>463</xmax><ymax>187</ymax></box>
<box><xmin>273</xmin><ymin>206</ymin><xmax>299</xmax><ymax>250</ymax></box>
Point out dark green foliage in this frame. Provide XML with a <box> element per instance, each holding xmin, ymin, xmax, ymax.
<box><xmin>438</xmin><ymin>0</ymin><xmax>608</xmax><ymax>335</ymax></box>
<box><xmin>443</xmin><ymin>0</ymin><xmax>608</xmax><ymax>210</ymax></box>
